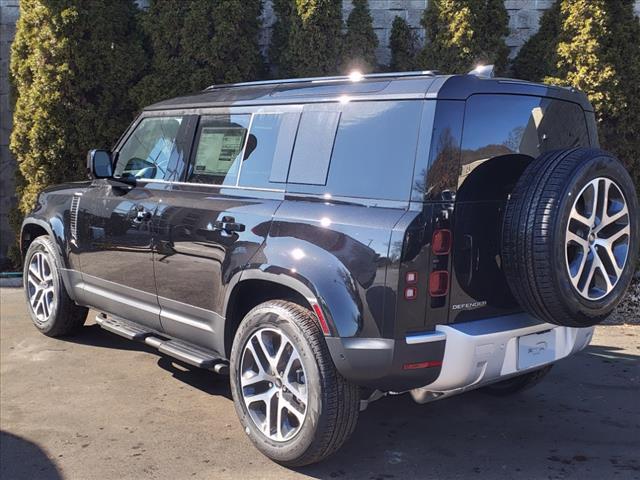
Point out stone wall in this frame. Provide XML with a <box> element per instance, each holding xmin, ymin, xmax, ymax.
<box><xmin>0</xmin><ymin>0</ymin><xmax>639</xmax><ymax>267</ymax></box>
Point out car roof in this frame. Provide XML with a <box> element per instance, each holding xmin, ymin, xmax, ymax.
<box><xmin>144</xmin><ymin>71</ymin><xmax>593</xmax><ymax>112</ymax></box>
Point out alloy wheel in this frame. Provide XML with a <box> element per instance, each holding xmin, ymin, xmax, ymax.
<box><xmin>565</xmin><ymin>177</ymin><xmax>630</xmax><ymax>300</ymax></box>
<box><xmin>27</xmin><ymin>251</ymin><xmax>56</xmax><ymax>322</ymax></box>
<box><xmin>239</xmin><ymin>327</ymin><xmax>308</xmax><ymax>442</ymax></box>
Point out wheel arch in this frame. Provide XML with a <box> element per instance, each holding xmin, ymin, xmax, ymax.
<box><xmin>223</xmin><ymin>267</ymin><xmax>359</xmax><ymax>358</ymax></box>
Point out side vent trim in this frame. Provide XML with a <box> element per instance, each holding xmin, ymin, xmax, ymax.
<box><xmin>70</xmin><ymin>194</ymin><xmax>81</xmax><ymax>243</ymax></box>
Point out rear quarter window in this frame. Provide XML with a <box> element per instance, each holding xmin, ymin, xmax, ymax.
<box><xmin>286</xmin><ymin>100</ymin><xmax>423</xmax><ymax>201</ymax></box>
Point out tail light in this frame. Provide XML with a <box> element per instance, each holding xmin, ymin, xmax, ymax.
<box><xmin>429</xmin><ymin>270</ymin><xmax>449</xmax><ymax>297</ymax></box>
<box><xmin>432</xmin><ymin>229</ymin><xmax>452</xmax><ymax>255</ymax></box>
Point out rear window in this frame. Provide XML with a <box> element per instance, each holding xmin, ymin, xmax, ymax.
<box><xmin>287</xmin><ymin>100</ymin><xmax>423</xmax><ymax>201</ymax></box>
<box><xmin>461</xmin><ymin>94</ymin><xmax>590</xmax><ymax>165</ymax></box>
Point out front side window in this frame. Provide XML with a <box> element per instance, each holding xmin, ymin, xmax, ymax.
<box><xmin>115</xmin><ymin>116</ymin><xmax>184</xmax><ymax>180</ymax></box>
<box><xmin>188</xmin><ymin>114</ymin><xmax>250</xmax><ymax>185</ymax></box>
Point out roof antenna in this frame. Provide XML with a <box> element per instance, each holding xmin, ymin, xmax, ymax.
<box><xmin>468</xmin><ymin>64</ymin><xmax>494</xmax><ymax>78</ymax></box>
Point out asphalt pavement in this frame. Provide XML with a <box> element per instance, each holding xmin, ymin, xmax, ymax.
<box><xmin>1</xmin><ymin>287</ymin><xmax>638</xmax><ymax>480</ymax></box>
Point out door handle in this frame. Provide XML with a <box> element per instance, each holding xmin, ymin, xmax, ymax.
<box><xmin>213</xmin><ymin>216</ymin><xmax>245</xmax><ymax>233</ymax></box>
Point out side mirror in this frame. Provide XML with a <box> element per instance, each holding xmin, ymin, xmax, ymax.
<box><xmin>87</xmin><ymin>149</ymin><xmax>113</xmax><ymax>179</ymax></box>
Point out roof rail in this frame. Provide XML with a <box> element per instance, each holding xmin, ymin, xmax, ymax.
<box><xmin>204</xmin><ymin>70</ymin><xmax>440</xmax><ymax>91</ymax></box>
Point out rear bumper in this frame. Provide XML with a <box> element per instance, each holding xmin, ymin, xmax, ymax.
<box><xmin>325</xmin><ymin>313</ymin><xmax>593</xmax><ymax>395</ymax></box>
<box><xmin>410</xmin><ymin>314</ymin><xmax>594</xmax><ymax>403</ymax></box>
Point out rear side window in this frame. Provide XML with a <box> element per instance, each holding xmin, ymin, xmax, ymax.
<box><xmin>326</xmin><ymin>101</ymin><xmax>423</xmax><ymax>200</ymax></box>
<box><xmin>461</xmin><ymin>94</ymin><xmax>590</xmax><ymax>166</ymax></box>
<box><xmin>239</xmin><ymin>112</ymin><xmax>300</xmax><ymax>188</ymax></box>
<box><xmin>188</xmin><ymin>114</ymin><xmax>250</xmax><ymax>185</ymax></box>
<box><xmin>288</xmin><ymin>106</ymin><xmax>341</xmax><ymax>185</ymax></box>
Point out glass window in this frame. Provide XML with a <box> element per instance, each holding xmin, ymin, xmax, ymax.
<box><xmin>115</xmin><ymin>116</ymin><xmax>184</xmax><ymax>180</ymax></box>
<box><xmin>326</xmin><ymin>100</ymin><xmax>423</xmax><ymax>200</ymax></box>
<box><xmin>288</xmin><ymin>107</ymin><xmax>341</xmax><ymax>185</ymax></box>
<box><xmin>462</xmin><ymin>95</ymin><xmax>590</xmax><ymax>166</ymax></box>
<box><xmin>238</xmin><ymin>112</ymin><xmax>299</xmax><ymax>188</ymax></box>
<box><xmin>188</xmin><ymin>114</ymin><xmax>250</xmax><ymax>185</ymax></box>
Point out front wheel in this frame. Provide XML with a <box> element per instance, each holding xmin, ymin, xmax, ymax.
<box><xmin>229</xmin><ymin>300</ymin><xmax>360</xmax><ymax>467</ymax></box>
<box><xmin>23</xmin><ymin>235</ymin><xmax>88</xmax><ymax>336</ymax></box>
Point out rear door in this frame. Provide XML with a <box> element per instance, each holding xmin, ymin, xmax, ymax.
<box><xmin>152</xmin><ymin>106</ymin><xmax>300</xmax><ymax>353</ymax></box>
<box><xmin>75</xmin><ymin>115</ymin><xmax>194</xmax><ymax>330</ymax></box>
<box><xmin>450</xmin><ymin>94</ymin><xmax>592</xmax><ymax>322</ymax></box>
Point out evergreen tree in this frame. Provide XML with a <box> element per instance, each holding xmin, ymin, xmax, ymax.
<box><xmin>512</xmin><ymin>1</ymin><xmax>562</xmax><ymax>81</ymax></box>
<box><xmin>270</xmin><ymin>0</ymin><xmax>296</xmax><ymax>77</ymax></box>
<box><xmin>341</xmin><ymin>0</ymin><xmax>379</xmax><ymax>73</ymax></box>
<box><xmin>389</xmin><ymin>16</ymin><xmax>418</xmax><ymax>72</ymax></box>
<box><xmin>417</xmin><ymin>0</ymin><xmax>510</xmax><ymax>74</ymax></box>
<box><xmin>10</xmin><ymin>0</ymin><xmax>145</xmax><ymax>222</ymax></box>
<box><xmin>211</xmin><ymin>0</ymin><xmax>265</xmax><ymax>84</ymax></box>
<box><xmin>476</xmin><ymin>0</ymin><xmax>510</xmax><ymax>73</ymax></box>
<box><xmin>285</xmin><ymin>0</ymin><xmax>343</xmax><ymax>77</ymax></box>
<box><xmin>133</xmin><ymin>0</ymin><xmax>264</xmax><ymax>107</ymax></box>
<box><xmin>547</xmin><ymin>0</ymin><xmax>640</xmax><ymax>191</ymax></box>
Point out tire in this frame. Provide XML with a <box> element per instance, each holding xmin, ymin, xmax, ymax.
<box><xmin>502</xmin><ymin>148</ymin><xmax>638</xmax><ymax>327</ymax></box>
<box><xmin>23</xmin><ymin>236</ymin><xmax>88</xmax><ymax>337</ymax></box>
<box><xmin>229</xmin><ymin>300</ymin><xmax>359</xmax><ymax>467</ymax></box>
<box><xmin>481</xmin><ymin>365</ymin><xmax>552</xmax><ymax>396</ymax></box>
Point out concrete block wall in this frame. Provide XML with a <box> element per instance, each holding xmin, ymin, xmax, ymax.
<box><xmin>1</xmin><ymin>0</ymin><xmax>19</xmax><ymax>267</ymax></box>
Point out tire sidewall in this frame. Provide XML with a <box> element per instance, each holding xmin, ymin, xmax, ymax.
<box><xmin>229</xmin><ymin>304</ymin><xmax>324</xmax><ymax>463</ymax></box>
<box><xmin>551</xmin><ymin>153</ymin><xmax>639</xmax><ymax>320</ymax></box>
<box><xmin>23</xmin><ymin>237</ymin><xmax>63</xmax><ymax>334</ymax></box>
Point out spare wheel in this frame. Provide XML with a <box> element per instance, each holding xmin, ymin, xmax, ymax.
<box><xmin>501</xmin><ymin>148</ymin><xmax>638</xmax><ymax>327</ymax></box>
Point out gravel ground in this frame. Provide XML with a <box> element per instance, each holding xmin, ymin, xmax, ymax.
<box><xmin>605</xmin><ymin>272</ymin><xmax>640</xmax><ymax>325</ymax></box>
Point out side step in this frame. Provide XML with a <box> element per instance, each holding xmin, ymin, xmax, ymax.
<box><xmin>95</xmin><ymin>314</ymin><xmax>229</xmax><ymax>374</ymax></box>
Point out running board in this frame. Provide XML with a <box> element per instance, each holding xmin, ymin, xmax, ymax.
<box><xmin>95</xmin><ymin>314</ymin><xmax>228</xmax><ymax>374</ymax></box>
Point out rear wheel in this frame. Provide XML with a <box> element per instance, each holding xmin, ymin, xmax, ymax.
<box><xmin>481</xmin><ymin>365</ymin><xmax>553</xmax><ymax>396</ymax></box>
<box><xmin>229</xmin><ymin>300</ymin><xmax>359</xmax><ymax>467</ymax></box>
<box><xmin>23</xmin><ymin>236</ymin><xmax>88</xmax><ymax>336</ymax></box>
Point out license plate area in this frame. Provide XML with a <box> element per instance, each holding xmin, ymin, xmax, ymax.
<box><xmin>517</xmin><ymin>330</ymin><xmax>555</xmax><ymax>370</ymax></box>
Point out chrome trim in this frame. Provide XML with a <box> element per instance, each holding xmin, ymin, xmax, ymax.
<box><xmin>405</xmin><ymin>331</ymin><xmax>446</xmax><ymax>345</ymax></box>
<box><xmin>135</xmin><ymin>178</ymin><xmax>285</xmax><ymax>193</ymax></box>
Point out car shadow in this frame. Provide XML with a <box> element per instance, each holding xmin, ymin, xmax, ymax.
<box><xmin>297</xmin><ymin>343</ymin><xmax>639</xmax><ymax>479</ymax></box>
<box><xmin>0</xmin><ymin>431</ymin><xmax>63</xmax><ymax>480</ymax></box>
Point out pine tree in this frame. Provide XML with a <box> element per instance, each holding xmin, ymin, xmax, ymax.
<box><xmin>10</xmin><ymin>0</ymin><xmax>145</xmax><ymax>222</ymax></box>
<box><xmin>476</xmin><ymin>0</ymin><xmax>510</xmax><ymax>74</ymax></box>
<box><xmin>389</xmin><ymin>16</ymin><xmax>418</xmax><ymax>72</ymax></box>
<box><xmin>285</xmin><ymin>0</ymin><xmax>343</xmax><ymax>77</ymax></box>
<box><xmin>270</xmin><ymin>0</ymin><xmax>296</xmax><ymax>77</ymax></box>
<box><xmin>512</xmin><ymin>1</ymin><xmax>562</xmax><ymax>81</ymax></box>
<box><xmin>133</xmin><ymin>0</ymin><xmax>264</xmax><ymax>107</ymax></box>
<box><xmin>417</xmin><ymin>0</ymin><xmax>510</xmax><ymax>74</ymax></box>
<box><xmin>547</xmin><ymin>0</ymin><xmax>640</xmax><ymax>191</ymax></box>
<box><xmin>210</xmin><ymin>0</ymin><xmax>265</xmax><ymax>84</ymax></box>
<box><xmin>341</xmin><ymin>0</ymin><xmax>379</xmax><ymax>73</ymax></box>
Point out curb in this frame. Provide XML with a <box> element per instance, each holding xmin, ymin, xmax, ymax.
<box><xmin>0</xmin><ymin>273</ymin><xmax>23</xmax><ymax>288</ymax></box>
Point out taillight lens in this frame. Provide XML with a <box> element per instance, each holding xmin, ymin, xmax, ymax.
<box><xmin>432</xmin><ymin>229</ymin><xmax>452</xmax><ymax>255</ymax></box>
<box><xmin>405</xmin><ymin>271</ymin><xmax>418</xmax><ymax>285</ymax></box>
<box><xmin>429</xmin><ymin>270</ymin><xmax>449</xmax><ymax>297</ymax></box>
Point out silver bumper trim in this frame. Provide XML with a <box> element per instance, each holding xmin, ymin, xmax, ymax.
<box><xmin>410</xmin><ymin>313</ymin><xmax>594</xmax><ymax>403</ymax></box>
<box><xmin>405</xmin><ymin>331</ymin><xmax>447</xmax><ymax>344</ymax></box>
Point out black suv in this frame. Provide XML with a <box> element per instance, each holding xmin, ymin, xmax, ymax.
<box><xmin>21</xmin><ymin>70</ymin><xmax>638</xmax><ymax>466</ymax></box>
